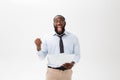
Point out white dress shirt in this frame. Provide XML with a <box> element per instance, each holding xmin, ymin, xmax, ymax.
<box><xmin>36</xmin><ymin>31</ymin><xmax>80</xmax><ymax>67</ymax></box>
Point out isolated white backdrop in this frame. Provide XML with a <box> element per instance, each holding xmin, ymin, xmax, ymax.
<box><xmin>0</xmin><ymin>0</ymin><xmax>120</xmax><ymax>80</ymax></box>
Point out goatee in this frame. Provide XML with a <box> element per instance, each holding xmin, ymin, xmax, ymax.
<box><xmin>54</xmin><ymin>27</ymin><xmax>65</xmax><ymax>35</ymax></box>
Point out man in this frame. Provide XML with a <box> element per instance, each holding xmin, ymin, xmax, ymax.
<box><xmin>34</xmin><ymin>15</ymin><xmax>80</xmax><ymax>80</ymax></box>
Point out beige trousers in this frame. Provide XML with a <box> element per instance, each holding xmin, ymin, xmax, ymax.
<box><xmin>46</xmin><ymin>68</ymin><xmax>72</xmax><ymax>80</ymax></box>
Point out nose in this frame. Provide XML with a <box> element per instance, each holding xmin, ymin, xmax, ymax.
<box><xmin>57</xmin><ymin>22</ymin><xmax>61</xmax><ymax>25</ymax></box>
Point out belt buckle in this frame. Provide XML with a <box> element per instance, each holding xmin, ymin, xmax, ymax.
<box><xmin>59</xmin><ymin>66</ymin><xmax>67</xmax><ymax>71</ymax></box>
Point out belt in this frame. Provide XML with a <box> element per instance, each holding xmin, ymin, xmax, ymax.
<box><xmin>48</xmin><ymin>66</ymin><xmax>68</xmax><ymax>71</ymax></box>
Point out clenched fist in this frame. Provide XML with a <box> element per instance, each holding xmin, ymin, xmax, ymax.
<box><xmin>34</xmin><ymin>38</ymin><xmax>42</xmax><ymax>51</ymax></box>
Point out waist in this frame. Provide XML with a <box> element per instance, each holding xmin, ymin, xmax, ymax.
<box><xmin>48</xmin><ymin>66</ymin><xmax>68</xmax><ymax>71</ymax></box>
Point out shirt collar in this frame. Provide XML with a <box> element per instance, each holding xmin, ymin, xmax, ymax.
<box><xmin>52</xmin><ymin>30</ymin><xmax>69</xmax><ymax>36</ymax></box>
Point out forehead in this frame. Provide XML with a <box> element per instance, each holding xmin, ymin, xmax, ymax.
<box><xmin>54</xmin><ymin>16</ymin><xmax>65</xmax><ymax>21</ymax></box>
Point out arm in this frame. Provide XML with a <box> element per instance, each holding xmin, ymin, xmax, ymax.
<box><xmin>72</xmin><ymin>37</ymin><xmax>80</xmax><ymax>64</ymax></box>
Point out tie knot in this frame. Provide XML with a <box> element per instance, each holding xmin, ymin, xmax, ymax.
<box><xmin>57</xmin><ymin>33</ymin><xmax>65</xmax><ymax>38</ymax></box>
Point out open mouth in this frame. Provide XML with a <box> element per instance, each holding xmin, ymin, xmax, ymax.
<box><xmin>56</xmin><ymin>26</ymin><xmax>63</xmax><ymax>32</ymax></box>
<box><xmin>55</xmin><ymin>25</ymin><xmax>65</xmax><ymax>34</ymax></box>
<box><xmin>57</xmin><ymin>25</ymin><xmax>62</xmax><ymax>27</ymax></box>
<box><xmin>57</xmin><ymin>27</ymin><xmax>62</xmax><ymax>30</ymax></box>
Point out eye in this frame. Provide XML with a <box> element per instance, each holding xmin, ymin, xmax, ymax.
<box><xmin>54</xmin><ymin>19</ymin><xmax>65</xmax><ymax>24</ymax></box>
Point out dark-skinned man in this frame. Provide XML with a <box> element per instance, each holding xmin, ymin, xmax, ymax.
<box><xmin>35</xmin><ymin>15</ymin><xmax>80</xmax><ymax>80</ymax></box>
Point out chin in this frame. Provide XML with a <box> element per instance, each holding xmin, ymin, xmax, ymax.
<box><xmin>58</xmin><ymin>31</ymin><xmax>62</xmax><ymax>33</ymax></box>
<box><xmin>54</xmin><ymin>27</ymin><xmax>65</xmax><ymax>35</ymax></box>
<box><xmin>56</xmin><ymin>32</ymin><xmax>61</xmax><ymax>34</ymax></box>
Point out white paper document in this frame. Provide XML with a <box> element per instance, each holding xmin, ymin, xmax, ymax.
<box><xmin>47</xmin><ymin>53</ymin><xmax>75</xmax><ymax>66</ymax></box>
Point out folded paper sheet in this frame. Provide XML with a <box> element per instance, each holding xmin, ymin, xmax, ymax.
<box><xmin>47</xmin><ymin>53</ymin><xmax>75</xmax><ymax>66</ymax></box>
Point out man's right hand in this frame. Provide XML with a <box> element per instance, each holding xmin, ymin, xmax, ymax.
<box><xmin>34</xmin><ymin>38</ymin><xmax>42</xmax><ymax>51</ymax></box>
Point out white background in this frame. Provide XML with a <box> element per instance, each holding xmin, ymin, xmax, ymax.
<box><xmin>0</xmin><ymin>0</ymin><xmax>120</xmax><ymax>80</ymax></box>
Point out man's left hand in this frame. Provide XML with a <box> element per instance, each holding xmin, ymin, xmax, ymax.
<box><xmin>62</xmin><ymin>61</ymin><xmax>75</xmax><ymax>69</ymax></box>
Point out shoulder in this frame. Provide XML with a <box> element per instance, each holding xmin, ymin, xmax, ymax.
<box><xmin>66</xmin><ymin>31</ymin><xmax>78</xmax><ymax>39</ymax></box>
<box><xmin>65</xmin><ymin>31</ymin><xmax>80</xmax><ymax>44</ymax></box>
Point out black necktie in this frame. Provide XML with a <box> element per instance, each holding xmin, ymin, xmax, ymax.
<box><xmin>58</xmin><ymin>34</ymin><xmax>64</xmax><ymax>53</ymax></box>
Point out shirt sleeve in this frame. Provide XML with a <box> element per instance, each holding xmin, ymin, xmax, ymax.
<box><xmin>72</xmin><ymin>36</ymin><xmax>80</xmax><ymax>63</ymax></box>
<box><xmin>36</xmin><ymin>37</ymin><xmax>48</xmax><ymax>60</ymax></box>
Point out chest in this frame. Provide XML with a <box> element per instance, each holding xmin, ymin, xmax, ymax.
<box><xmin>47</xmin><ymin>36</ymin><xmax>74</xmax><ymax>48</ymax></box>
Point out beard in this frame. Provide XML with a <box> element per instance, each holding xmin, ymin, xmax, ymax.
<box><xmin>54</xmin><ymin>26</ymin><xmax>65</xmax><ymax>35</ymax></box>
